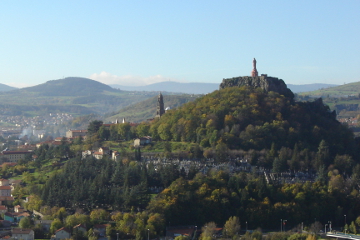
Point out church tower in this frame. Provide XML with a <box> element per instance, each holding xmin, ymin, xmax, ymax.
<box><xmin>251</xmin><ymin>58</ymin><xmax>258</xmax><ymax>77</ymax></box>
<box><xmin>155</xmin><ymin>92</ymin><xmax>165</xmax><ymax>118</ymax></box>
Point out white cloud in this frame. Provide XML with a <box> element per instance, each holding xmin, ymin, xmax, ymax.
<box><xmin>89</xmin><ymin>71</ymin><xmax>182</xmax><ymax>86</ymax></box>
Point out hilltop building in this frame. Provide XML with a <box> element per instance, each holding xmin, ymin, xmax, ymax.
<box><xmin>155</xmin><ymin>92</ymin><xmax>165</xmax><ymax>118</ymax></box>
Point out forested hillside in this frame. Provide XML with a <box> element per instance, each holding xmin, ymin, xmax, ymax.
<box><xmin>149</xmin><ymin>86</ymin><xmax>356</xmax><ymax>168</ymax></box>
<box><xmin>7</xmin><ymin>85</ymin><xmax>360</xmax><ymax>239</ymax></box>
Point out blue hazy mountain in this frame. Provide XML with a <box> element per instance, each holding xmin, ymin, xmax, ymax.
<box><xmin>111</xmin><ymin>81</ymin><xmax>338</xmax><ymax>94</ymax></box>
<box><xmin>0</xmin><ymin>83</ymin><xmax>17</xmax><ymax>92</ymax></box>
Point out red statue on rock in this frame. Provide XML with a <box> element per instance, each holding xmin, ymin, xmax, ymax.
<box><xmin>251</xmin><ymin>58</ymin><xmax>258</xmax><ymax>77</ymax></box>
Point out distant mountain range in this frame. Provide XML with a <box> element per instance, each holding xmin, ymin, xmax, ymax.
<box><xmin>0</xmin><ymin>79</ymin><xmax>339</xmax><ymax>95</ymax></box>
<box><xmin>111</xmin><ymin>82</ymin><xmax>338</xmax><ymax>94</ymax></box>
<box><xmin>287</xmin><ymin>83</ymin><xmax>338</xmax><ymax>94</ymax></box>
<box><xmin>297</xmin><ymin>81</ymin><xmax>360</xmax><ymax>97</ymax></box>
<box><xmin>111</xmin><ymin>82</ymin><xmax>219</xmax><ymax>94</ymax></box>
<box><xmin>0</xmin><ymin>83</ymin><xmax>17</xmax><ymax>92</ymax></box>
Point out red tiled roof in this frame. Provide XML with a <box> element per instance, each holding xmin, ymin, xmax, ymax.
<box><xmin>0</xmin><ymin>196</ymin><xmax>14</xmax><ymax>201</ymax></box>
<box><xmin>0</xmin><ymin>163</ymin><xmax>17</xmax><ymax>168</ymax></box>
<box><xmin>0</xmin><ymin>205</ymin><xmax>7</xmax><ymax>210</ymax></box>
<box><xmin>74</xmin><ymin>224</ymin><xmax>87</xmax><ymax>229</ymax></box>
<box><xmin>1</xmin><ymin>151</ymin><xmax>31</xmax><ymax>155</ymax></box>
<box><xmin>12</xmin><ymin>228</ymin><xmax>33</xmax><ymax>234</ymax></box>
<box><xmin>0</xmin><ymin>186</ymin><xmax>11</xmax><ymax>190</ymax></box>
<box><xmin>70</xmin><ymin>130</ymin><xmax>87</xmax><ymax>133</ymax></box>
<box><xmin>6</xmin><ymin>212</ymin><xmax>30</xmax><ymax>217</ymax></box>
<box><xmin>94</xmin><ymin>224</ymin><xmax>109</xmax><ymax>229</ymax></box>
<box><xmin>55</xmin><ymin>227</ymin><xmax>71</xmax><ymax>233</ymax></box>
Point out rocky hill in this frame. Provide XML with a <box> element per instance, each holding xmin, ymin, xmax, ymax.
<box><xmin>220</xmin><ymin>75</ymin><xmax>294</xmax><ymax>99</ymax></box>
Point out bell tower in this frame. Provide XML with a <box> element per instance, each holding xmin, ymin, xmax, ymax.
<box><xmin>251</xmin><ymin>58</ymin><xmax>258</xmax><ymax>77</ymax></box>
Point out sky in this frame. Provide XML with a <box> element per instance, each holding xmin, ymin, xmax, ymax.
<box><xmin>0</xmin><ymin>1</ymin><xmax>359</xmax><ymax>88</ymax></box>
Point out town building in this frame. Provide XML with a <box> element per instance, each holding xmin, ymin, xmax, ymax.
<box><xmin>11</xmin><ymin>228</ymin><xmax>34</xmax><ymax>240</ymax></box>
<box><xmin>66</xmin><ymin>129</ymin><xmax>88</xmax><ymax>138</ymax></box>
<box><xmin>0</xmin><ymin>150</ymin><xmax>31</xmax><ymax>163</ymax></box>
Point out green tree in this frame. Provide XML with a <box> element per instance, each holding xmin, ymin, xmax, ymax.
<box><xmin>87</xmin><ymin>120</ymin><xmax>103</xmax><ymax>137</ymax></box>
<box><xmin>215</xmin><ymin>142</ymin><xmax>228</xmax><ymax>162</ymax></box>
<box><xmin>136</xmin><ymin>123</ymin><xmax>150</xmax><ymax>137</ymax></box>
<box><xmin>50</xmin><ymin>218</ymin><xmax>63</xmax><ymax>234</ymax></box>
<box><xmin>90</xmin><ymin>209</ymin><xmax>110</xmax><ymax>224</ymax></box>
<box><xmin>175</xmin><ymin>236</ymin><xmax>190</xmax><ymax>240</ymax></box>
<box><xmin>19</xmin><ymin>217</ymin><xmax>33</xmax><ymax>229</ymax></box>
<box><xmin>200</xmin><ymin>222</ymin><xmax>217</xmax><ymax>240</ymax></box>
<box><xmin>223</xmin><ymin>216</ymin><xmax>240</xmax><ymax>238</ymax></box>
<box><xmin>98</xmin><ymin>125</ymin><xmax>110</xmax><ymax>141</ymax></box>
<box><xmin>350</xmin><ymin>221</ymin><xmax>357</xmax><ymax>234</ymax></box>
<box><xmin>273</xmin><ymin>157</ymin><xmax>286</xmax><ymax>173</ymax></box>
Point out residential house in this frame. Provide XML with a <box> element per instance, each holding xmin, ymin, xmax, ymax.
<box><xmin>11</xmin><ymin>228</ymin><xmax>34</xmax><ymax>240</ymax></box>
<box><xmin>36</xmin><ymin>140</ymin><xmax>53</xmax><ymax>148</ymax></box>
<box><xmin>0</xmin><ymin>186</ymin><xmax>11</xmax><ymax>197</ymax></box>
<box><xmin>14</xmin><ymin>205</ymin><xmax>24</xmax><ymax>213</ymax></box>
<box><xmin>34</xmin><ymin>220</ymin><xmax>53</xmax><ymax>232</ymax></box>
<box><xmin>4</xmin><ymin>212</ymin><xmax>30</xmax><ymax>223</ymax></box>
<box><xmin>0</xmin><ymin>220</ymin><xmax>11</xmax><ymax>228</ymax></box>
<box><xmin>73</xmin><ymin>224</ymin><xmax>87</xmax><ymax>234</ymax></box>
<box><xmin>0</xmin><ymin>179</ymin><xmax>9</xmax><ymax>186</ymax></box>
<box><xmin>9</xmin><ymin>179</ymin><xmax>22</xmax><ymax>191</ymax></box>
<box><xmin>83</xmin><ymin>147</ymin><xmax>112</xmax><ymax>160</ymax></box>
<box><xmin>166</xmin><ymin>226</ymin><xmax>197</xmax><ymax>239</ymax></box>
<box><xmin>0</xmin><ymin>205</ymin><xmax>8</xmax><ymax>215</ymax></box>
<box><xmin>82</xmin><ymin>150</ymin><xmax>93</xmax><ymax>159</ymax></box>
<box><xmin>134</xmin><ymin>136</ymin><xmax>152</xmax><ymax>147</ymax></box>
<box><xmin>94</xmin><ymin>224</ymin><xmax>109</xmax><ymax>237</ymax></box>
<box><xmin>0</xmin><ymin>196</ymin><xmax>14</xmax><ymax>205</ymax></box>
<box><xmin>52</xmin><ymin>227</ymin><xmax>71</xmax><ymax>240</ymax></box>
<box><xmin>112</xmin><ymin>151</ymin><xmax>120</xmax><ymax>161</ymax></box>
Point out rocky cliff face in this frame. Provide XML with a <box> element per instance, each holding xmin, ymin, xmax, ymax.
<box><xmin>219</xmin><ymin>76</ymin><xmax>294</xmax><ymax>99</ymax></box>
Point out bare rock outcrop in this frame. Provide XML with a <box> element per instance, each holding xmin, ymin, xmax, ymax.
<box><xmin>219</xmin><ymin>75</ymin><xmax>294</xmax><ymax>99</ymax></box>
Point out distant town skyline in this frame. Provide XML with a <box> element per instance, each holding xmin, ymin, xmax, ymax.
<box><xmin>0</xmin><ymin>1</ymin><xmax>359</xmax><ymax>88</ymax></box>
